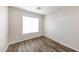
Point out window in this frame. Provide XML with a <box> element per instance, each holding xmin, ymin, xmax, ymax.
<box><xmin>23</xmin><ymin>16</ymin><xmax>39</xmax><ymax>34</ymax></box>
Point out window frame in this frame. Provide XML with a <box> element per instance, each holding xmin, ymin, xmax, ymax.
<box><xmin>22</xmin><ymin>16</ymin><xmax>39</xmax><ymax>34</ymax></box>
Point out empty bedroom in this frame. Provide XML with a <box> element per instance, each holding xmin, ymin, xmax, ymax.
<box><xmin>0</xmin><ymin>6</ymin><xmax>79</xmax><ymax>52</ymax></box>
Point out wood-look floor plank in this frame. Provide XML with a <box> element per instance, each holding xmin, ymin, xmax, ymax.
<box><xmin>6</xmin><ymin>36</ymin><xmax>77</xmax><ymax>52</ymax></box>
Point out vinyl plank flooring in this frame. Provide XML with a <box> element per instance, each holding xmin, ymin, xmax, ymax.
<box><xmin>6</xmin><ymin>36</ymin><xmax>77</xmax><ymax>52</ymax></box>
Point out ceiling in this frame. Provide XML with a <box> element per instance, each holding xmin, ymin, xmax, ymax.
<box><xmin>14</xmin><ymin>6</ymin><xmax>63</xmax><ymax>15</ymax></box>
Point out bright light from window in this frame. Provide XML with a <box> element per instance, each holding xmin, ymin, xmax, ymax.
<box><xmin>23</xmin><ymin>16</ymin><xmax>39</xmax><ymax>34</ymax></box>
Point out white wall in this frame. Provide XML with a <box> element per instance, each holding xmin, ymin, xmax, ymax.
<box><xmin>0</xmin><ymin>6</ymin><xmax>8</xmax><ymax>51</ymax></box>
<box><xmin>44</xmin><ymin>7</ymin><xmax>79</xmax><ymax>51</ymax></box>
<box><xmin>9</xmin><ymin>7</ymin><xmax>44</xmax><ymax>44</ymax></box>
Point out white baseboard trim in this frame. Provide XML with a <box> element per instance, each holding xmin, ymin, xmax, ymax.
<box><xmin>9</xmin><ymin>35</ymin><xmax>43</xmax><ymax>44</ymax></box>
<box><xmin>44</xmin><ymin>35</ymin><xmax>79</xmax><ymax>51</ymax></box>
<box><xmin>4</xmin><ymin>43</ymin><xmax>10</xmax><ymax>52</ymax></box>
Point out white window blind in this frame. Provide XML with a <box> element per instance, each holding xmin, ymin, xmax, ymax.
<box><xmin>23</xmin><ymin>16</ymin><xmax>39</xmax><ymax>34</ymax></box>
